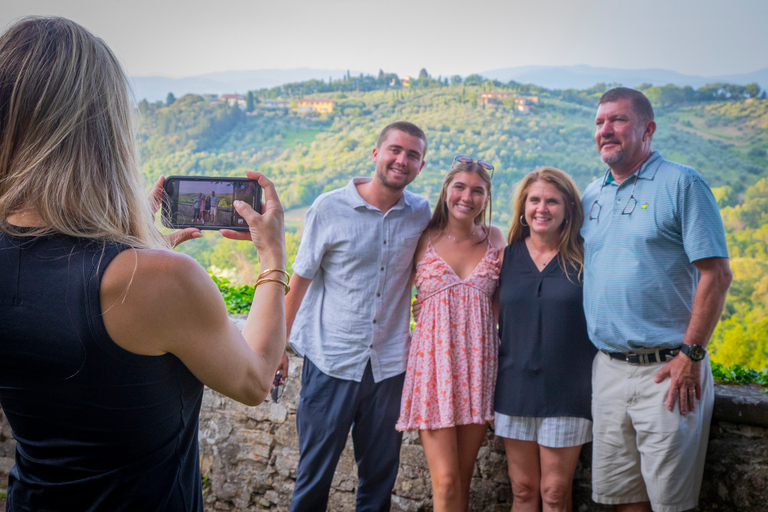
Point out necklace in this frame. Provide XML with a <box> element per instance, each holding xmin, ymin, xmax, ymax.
<box><xmin>534</xmin><ymin>252</ymin><xmax>556</xmax><ymax>268</ymax></box>
<box><xmin>525</xmin><ymin>238</ymin><xmax>557</xmax><ymax>268</ymax></box>
<box><xmin>444</xmin><ymin>227</ymin><xmax>477</xmax><ymax>243</ymax></box>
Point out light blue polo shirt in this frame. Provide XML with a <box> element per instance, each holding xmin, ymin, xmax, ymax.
<box><xmin>580</xmin><ymin>152</ymin><xmax>728</xmax><ymax>353</ymax></box>
<box><xmin>290</xmin><ymin>178</ymin><xmax>430</xmax><ymax>382</ymax></box>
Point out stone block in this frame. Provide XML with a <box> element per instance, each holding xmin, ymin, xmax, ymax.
<box><xmin>274</xmin><ymin>419</ymin><xmax>299</xmax><ymax>448</ymax></box>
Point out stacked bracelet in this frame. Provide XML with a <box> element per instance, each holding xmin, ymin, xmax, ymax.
<box><xmin>254</xmin><ymin>277</ymin><xmax>290</xmax><ymax>295</ymax></box>
<box><xmin>255</xmin><ymin>269</ymin><xmax>291</xmax><ymax>295</ymax></box>
<box><xmin>258</xmin><ymin>268</ymin><xmax>290</xmax><ymax>280</ymax></box>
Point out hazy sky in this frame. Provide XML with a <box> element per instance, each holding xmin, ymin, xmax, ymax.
<box><xmin>2</xmin><ymin>0</ymin><xmax>767</xmax><ymax>79</ymax></box>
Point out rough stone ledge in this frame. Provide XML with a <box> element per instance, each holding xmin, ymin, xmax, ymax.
<box><xmin>713</xmin><ymin>382</ymin><xmax>768</xmax><ymax>428</ymax></box>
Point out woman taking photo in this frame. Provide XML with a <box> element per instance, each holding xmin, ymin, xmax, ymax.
<box><xmin>0</xmin><ymin>17</ymin><xmax>286</xmax><ymax>511</ymax></box>
<box><xmin>397</xmin><ymin>157</ymin><xmax>506</xmax><ymax>512</ymax></box>
<box><xmin>494</xmin><ymin>167</ymin><xmax>596</xmax><ymax>512</ymax></box>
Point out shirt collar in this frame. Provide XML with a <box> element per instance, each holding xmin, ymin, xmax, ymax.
<box><xmin>605</xmin><ymin>151</ymin><xmax>662</xmax><ymax>184</ymax></box>
<box><xmin>345</xmin><ymin>178</ymin><xmax>408</xmax><ymax>212</ymax></box>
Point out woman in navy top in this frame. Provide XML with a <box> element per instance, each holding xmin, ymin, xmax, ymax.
<box><xmin>0</xmin><ymin>17</ymin><xmax>287</xmax><ymax>511</ymax></box>
<box><xmin>495</xmin><ymin>168</ymin><xmax>596</xmax><ymax>511</ymax></box>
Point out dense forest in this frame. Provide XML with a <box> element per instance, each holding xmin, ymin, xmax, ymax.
<box><xmin>137</xmin><ymin>75</ymin><xmax>768</xmax><ymax>370</ymax></box>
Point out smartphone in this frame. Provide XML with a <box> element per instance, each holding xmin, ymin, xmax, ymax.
<box><xmin>162</xmin><ymin>176</ymin><xmax>262</xmax><ymax>232</ymax></box>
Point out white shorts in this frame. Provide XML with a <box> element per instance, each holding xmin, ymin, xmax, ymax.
<box><xmin>494</xmin><ymin>413</ymin><xmax>592</xmax><ymax>448</ymax></box>
<box><xmin>591</xmin><ymin>351</ymin><xmax>713</xmax><ymax>512</ymax></box>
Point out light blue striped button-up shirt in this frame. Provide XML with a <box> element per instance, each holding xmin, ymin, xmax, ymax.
<box><xmin>580</xmin><ymin>152</ymin><xmax>728</xmax><ymax>353</ymax></box>
<box><xmin>290</xmin><ymin>178</ymin><xmax>430</xmax><ymax>382</ymax></box>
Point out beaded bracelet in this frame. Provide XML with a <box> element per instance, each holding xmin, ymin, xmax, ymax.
<box><xmin>258</xmin><ymin>268</ymin><xmax>290</xmax><ymax>281</ymax></box>
<box><xmin>254</xmin><ymin>277</ymin><xmax>291</xmax><ymax>295</ymax></box>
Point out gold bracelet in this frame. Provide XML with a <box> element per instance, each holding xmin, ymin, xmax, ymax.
<box><xmin>254</xmin><ymin>277</ymin><xmax>291</xmax><ymax>295</ymax></box>
<box><xmin>258</xmin><ymin>268</ymin><xmax>289</xmax><ymax>281</ymax></box>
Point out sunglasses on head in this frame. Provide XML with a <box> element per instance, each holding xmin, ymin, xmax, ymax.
<box><xmin>452</xmin><ymin>155</ymin><xmax>494</xmax><ymax>177</ymax></box>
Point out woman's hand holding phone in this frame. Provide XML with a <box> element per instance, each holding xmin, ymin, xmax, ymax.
<box><xmin>221</xmin><ymin>171</ymin><xmax>286</xmax><ymax>270</ymax></box>
<box><xmin>150</xmin><ymin>175</ymin><xmax>202</xmax><ymax>247</ymax></box>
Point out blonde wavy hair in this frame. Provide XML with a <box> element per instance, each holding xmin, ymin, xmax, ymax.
<box><xmin>508</xmin><ymin>167</ymin><xmax>584</xmax><ymax>280</ymax></box>
<box><xmin>0</xmin><ymin>17</ymin><xmax>165</xmax><ymax>249</ymax></box>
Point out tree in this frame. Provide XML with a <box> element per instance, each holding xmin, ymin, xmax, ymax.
<box><xmin>418</xmin><ymin>68</ymin><xmax>429</xmax><ymax>79</ymax></box>
<box><xmin>463</xmin><ymin>74</ymin><xmax>483</xmax><ymax>86</ymax></box>
<box><xmin>166</xmin><ymin>92</ymin><xmax>176</xmax><ymax>106</ymax></box>
<box><xmin>245</xmin><ymin>91</ymin><xmax>255</xmax><ymax>112</ymax></box>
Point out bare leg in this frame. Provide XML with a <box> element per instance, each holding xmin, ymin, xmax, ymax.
<box><xmin>455</xmin><ymin>423</ymin><xmax>488</xmax><ymax>510</ymax></box>
<box><xmin>539</xmin><ymin>445</ymin><xmax>583</xmax><ymax>512</ymax></box>
<box><xmin>502</xmin><ymin>438</ymin><xmax>541</xmax><ymax>512</ymax></box>
<box><xmin>420</xmin><ymin>428</ymin><xmax>463</xmax><ymax>512</ymax></box>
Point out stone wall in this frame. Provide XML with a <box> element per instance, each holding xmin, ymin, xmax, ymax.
<box><xmin>195</xmin><ymin>354</ymin><xmax>768</xmax><ymax>512</ymax></box>
<box><xmin>1</xmin><ymin>354</ymin><xmax>767</xmax><ymax>511</ymax></box>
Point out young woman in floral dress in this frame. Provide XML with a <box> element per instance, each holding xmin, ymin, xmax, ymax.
<box><xmin>397</xmin><ymin>157</ymin><xmax>506</xmax><ymax>512</ymax></box>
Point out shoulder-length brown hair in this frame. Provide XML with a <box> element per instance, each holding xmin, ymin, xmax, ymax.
<box><xmin>0</xmin><ymin>17</ymin><xmax>165</xmax><ymax>249</ymax></box>
<box><xmin>508</xmin><ymin>167</ymin><xmax>584</xmax><ymax>280</ymax></box>
<box><xmin>426</xmin><ymin>160</ymin><xmax>493</xmax><ymax>238</ymax></box>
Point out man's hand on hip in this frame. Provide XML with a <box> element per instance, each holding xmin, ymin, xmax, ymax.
<box><xmin>654</xmin><ymin>353</ymin><xmax>702</xmax><ymax>415</ymax></box>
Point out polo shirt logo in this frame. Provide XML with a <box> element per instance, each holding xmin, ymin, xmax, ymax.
<box><xmin>641</xmin><ymin>203</ymin><xmax>649</xmax><ymax>209</ymax></box>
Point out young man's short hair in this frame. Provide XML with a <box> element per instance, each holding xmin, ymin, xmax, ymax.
<box><xmin>376</xmin><ymin>122</ymin><xmax>428</xmax><ymax>157</ymax></box>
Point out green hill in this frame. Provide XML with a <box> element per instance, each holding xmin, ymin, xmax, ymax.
<box><xmin>139</xmin><ymin>78</ymin><xmax>768</xmax><ymax>369</ymax></box>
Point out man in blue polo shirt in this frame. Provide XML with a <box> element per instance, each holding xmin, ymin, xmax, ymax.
<box><xmin>282</xmin><ymin>122</ymin><xmax>430</xmax><ymax>512</ymax></box>
<box><xmin>581</xmin><ymin>88</ymin><xmax>732</xmax><ymax>512</ymax></box>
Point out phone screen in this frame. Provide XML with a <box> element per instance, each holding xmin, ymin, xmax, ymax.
<box><xmin>162</xmin><ymin>176</ymin><xmax>262</xmax><ymax>231</ymax></box>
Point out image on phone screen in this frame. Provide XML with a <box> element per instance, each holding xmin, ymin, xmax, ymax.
<box><xmin>162</xmin><ymin>177</ymin><xmax>261</xmax><ymax>231</ymax></box>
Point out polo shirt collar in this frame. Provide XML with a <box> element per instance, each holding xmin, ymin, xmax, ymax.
<box><xmin>345</xmin><ymin>177</ymin><xmax>408</xmax><ymax>212</ymax></box>
<box><xmin>605</xmin><ymin>151</ymin><xmax>663</xmax><ymax>184</ymax></box>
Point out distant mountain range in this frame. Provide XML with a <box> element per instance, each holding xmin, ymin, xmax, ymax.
<box><xmin>130</xmin><ymin>68</ymin><xmax>360</xmax><ymax>103</ymax></box>
<box><xmin>478</xmin><ymin>65</ymin><xmax>768</xmax><ymax>92</ymax></box>
<box><xmin>130</xmin><ymin>65</ymin><xmax>768</xmax><ymax>103</ymax></box>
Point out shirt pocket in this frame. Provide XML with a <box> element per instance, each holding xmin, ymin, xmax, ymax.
<box><xmin>391</xmin><ymin>232</ymin><xmax>422</xmax><ymax>274</ymax></box>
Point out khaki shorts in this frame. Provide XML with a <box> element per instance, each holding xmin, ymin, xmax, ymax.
<box><xmin>591</xmin><ymin>351</ymin><xmax>713</xmax><ymax>512</ymax></box>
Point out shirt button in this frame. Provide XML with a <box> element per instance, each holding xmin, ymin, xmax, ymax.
<box><xmin>376</xmin><ymin>293</ymin><xmax>381</xmax><ymax>297</ymax></box>
<box><xmin>616</xmin><ymin>200</ymin><xmax>621</xmax><ymax>204</ymax></box>
<box><xmin>380</xmin><ymin>267</ymin><xmax>384</xmax><ymax>271</ymax></box>
<box><xmin>383</xmin><ymin>240</ymin><xmax>387</xmax><ymax>244</ymax></box>
<box><xmin>372</xmin><ymin>319</ymin><xmax>377</xmax><ymax>324</ymax></box>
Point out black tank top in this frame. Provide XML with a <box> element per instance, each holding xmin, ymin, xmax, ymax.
<box><xmin>0</xmin><ymin>232</ymin><xmax>204</xmax><ymax>511</ymax></box>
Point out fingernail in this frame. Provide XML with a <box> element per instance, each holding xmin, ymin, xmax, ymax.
<box><xmin>234</xmin><ymin>200</ymin><xmax>243</xmax><ymax>207</ymax></box>
<box><xmin>193</xmin><ymin>232</ymin><xmax>203</xmax><ymax>238</ymax></box>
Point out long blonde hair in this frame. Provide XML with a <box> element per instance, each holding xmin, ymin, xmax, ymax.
<box><xmin>426</xmin><ymin>161</ymin><xmax>493</xmax><ymax>238</ymax></box>
<box><xmin>0</xmin><ymin>17</ymin><xmax>165</xmax><ymax>249</ymax></box>
<box><xmin>508</xmin><ymin>167</ymin><xmax>584</xmax><ymax>280</ymax></box>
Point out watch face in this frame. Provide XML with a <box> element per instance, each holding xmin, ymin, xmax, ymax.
<box><xmin>690</xmin><ymin>345</ymin><xmax>706</xmax><ymax>361</ymax></box>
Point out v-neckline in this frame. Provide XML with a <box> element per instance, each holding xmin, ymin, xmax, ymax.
<box><xmin>522</xmin><ymin>241</ymin><xmax>557</xmax><ymax>275</ymax></box>
<box><xmin>428</xmin><ymin>239</ymin><xmax>490</xmax><ymax>282</ymax></box>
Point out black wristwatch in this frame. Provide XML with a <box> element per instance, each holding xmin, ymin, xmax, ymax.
<box><xmin>680</xmin><ymin>344</ymin><xmax>707</xmax><ymax>362</ymax></box>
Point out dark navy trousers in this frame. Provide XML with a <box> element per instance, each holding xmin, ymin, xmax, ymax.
<box><xmin>290</xmin><ymin>357</ymin><xmax>405</xmax><ymax>512</ymax></box>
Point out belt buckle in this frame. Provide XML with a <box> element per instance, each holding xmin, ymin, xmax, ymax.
<box><xmin>625</xmin><ymin>352</ymin><xmax>641</xmax><ymax>365</ymax></box>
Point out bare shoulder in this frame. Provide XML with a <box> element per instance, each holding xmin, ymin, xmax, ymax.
<box><xmin>413</xmin><ymin>228</ymin><xmax>434</xmax><ymax>265</ymax></box>
<box><xmin>102</xmin><ymin>249</ymin><xmax>213</xmax><ymax>306</ymax></box>
<box><xmin>488</xmin><ymin>226</ymin><xmax>506</xmax><ymax>250</ymax></box>
<box><xmin>101</xmin><ymin>248</ymin><xmax>227</xmax><ymax>355</ymax></box>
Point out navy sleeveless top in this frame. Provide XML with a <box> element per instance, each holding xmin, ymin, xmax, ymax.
<box><xmin>0</xmin><ymin>232</ymin><xmax>204</xmax><ymax>511</ymax></box>
<box><xmin>495</xmin><ymin>240</ymin><xmax>596</xmax><ymax>419</ymax></box>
